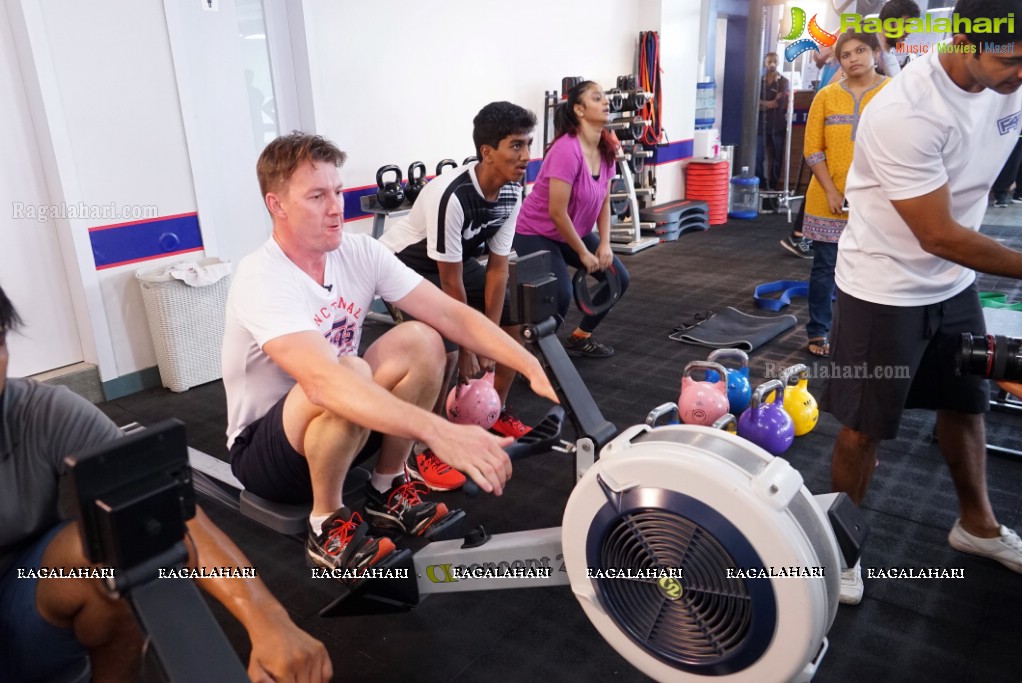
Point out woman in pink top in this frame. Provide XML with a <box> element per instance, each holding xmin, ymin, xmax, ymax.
<box><xmin>514</xmin><ymin>80</ymin><xmax>630</xmax><ymax>358</ymax></box>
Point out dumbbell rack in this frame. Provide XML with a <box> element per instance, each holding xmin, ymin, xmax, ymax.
<box><xmin>606</xmin><ymin>80</ymin><xmax>658</xmax><ymax>254</ymax></box>
<box><xmin>360</xmin><ymin>195</ymin><xmax>411</xmax><ymax>324</ymax></box>
<box><xmin>360</xmin><ymin>194</ymin><xmax>410</xmax><ymax>239</ymax></box>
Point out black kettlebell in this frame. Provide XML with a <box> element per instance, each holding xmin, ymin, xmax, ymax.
<box><xmin>436</xmin><ymin>159</ymin><xmax>458</xmax><ymax>176</ymax></box>
<box><xmin>462</xmin><ymin>156</ymin><xmax>478</xmax><ymax>165</ymax></box>
<box><xmin>376</xmin><ymin>165</ymin><xmax>405</xmax><ymax>210</ymax></box>
<box><xmin>405</xmin><ymin>161</ymin><xmax>427</xmax><ymax>205</ymax></box>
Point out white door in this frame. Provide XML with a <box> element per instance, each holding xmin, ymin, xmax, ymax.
<box><xmin>0</xmin><ymin>6</ymin><xmax>83</xmax><ymax>377</ymax></box>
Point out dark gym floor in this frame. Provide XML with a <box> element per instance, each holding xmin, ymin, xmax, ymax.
<box><xmin>98</xmin><ymin>208</ymin><xmax>1022</xmax><ymax>683</ymax></box>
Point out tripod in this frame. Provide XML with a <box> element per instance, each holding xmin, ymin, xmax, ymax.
<box><xmin>760</xmin><ymin>63</ymin><xmax>806</xmax><ymax>223</ymax></box>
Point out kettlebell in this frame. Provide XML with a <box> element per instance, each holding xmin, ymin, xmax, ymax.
<box><xmin>706</xmin><ymin>349</ymin><xmax>753</xmax><ymax>414</ymax></box>
<box><xmin>375</xmin><ymin>165</ymin><xmax>405</xmax><ymax>210</ymax></box>
<box><xmin>712</xmin><ymin>413</ymin><xmax>738</xmax><ymax>434</ymax></box>
<box><xmin>462</xmin><ymin>156</ymin><xmax>479</xmax><ymax>165</ymax></box>
<box><xmin>645</xmin><ymin>402</ymin><xmax>680</xmax><ymax>427</ymax></box>
<box><xmin>678</xmin><ymin>361</ymin><xmax>730</xmax><ymax>426</ymax></box>
<box><xmin>405</xmin><ymin>161</ymin><xmax>427</xmax><ymax>205</ymax></box>
<box><xmin>436</xmin><ymin>159</ymin><xmax>458</xmax><ymax>176</ymax></box>
<box><xmin>781</xmin><ymin>364</ymin><xmax>819</xmax><ymax>436</ymax></box>
<box><xmin>738</xmin><ymin>380</ymin><xmax>795</xmax><ymax>456</ymax></box>
<box><xmin>445</xmin><ymin>370</ymin><xmax>501</xmax><ymax>429</ymax></box>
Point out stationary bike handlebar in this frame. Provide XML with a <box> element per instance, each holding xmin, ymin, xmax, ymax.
<box><xmin>463</xmin><ymin>406</ymin><xmax>566</xmax><ymax>497</ymax></box>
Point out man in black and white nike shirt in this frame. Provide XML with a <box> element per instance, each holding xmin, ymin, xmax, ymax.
<box><xmin>381</xmin><ymin>101</ymin><xmax>536</xmax><ymax>490</ymax></box>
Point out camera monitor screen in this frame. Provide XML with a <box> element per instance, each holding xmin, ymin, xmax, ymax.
<box><xmin>64</xmin><ymin>419</ymin><xmax>196</xmax><ymax>568</ymax></box>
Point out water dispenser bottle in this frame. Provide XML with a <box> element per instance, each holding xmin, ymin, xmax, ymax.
<box><xmin>728</xmin><ymin>166</ymin><xmax>759</xmax><ymax>220</ymax></box>
<box><xmin>695</xmin><ymin>80</ymin><xmax>716</xmax><ymax>130</ymax></box>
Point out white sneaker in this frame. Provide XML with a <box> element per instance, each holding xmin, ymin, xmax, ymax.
<box><xmin>839</xmin><ymin>559</ymin><xmax>863</xmax><ymax>605</ymax></box>
<box><xmin>948</xmin><ymin>519</ymin><xmax>1022</xmax><ymax>573</ymax></box>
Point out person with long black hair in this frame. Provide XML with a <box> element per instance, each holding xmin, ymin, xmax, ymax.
<box><xmin>513</xmin><ymin>80</ymin><xmax>630</xmax><ymax>358</ymax></box>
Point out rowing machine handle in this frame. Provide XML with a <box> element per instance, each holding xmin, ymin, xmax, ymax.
<box><xmin>463</xmin><ymin>406</ymin><xmax>565</xmax><ymax>497</ymax></box>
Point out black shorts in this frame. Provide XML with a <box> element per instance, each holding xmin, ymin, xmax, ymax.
<box><xmin>392</xmin><ymin>247</ymin><xmax>511</xmax><ymax>352</ymax></box>
<box><xmin>820</xmin><ymin>285</ymin><xmax>989</xmax><ymax>440</ymax></box>
<box><xmin>230</xmin><ymin>393</ymin><xmax>381</xmax><ymax>504</ymax></box>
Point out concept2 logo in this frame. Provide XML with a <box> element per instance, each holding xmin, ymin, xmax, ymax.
<box><xmin>783</xmin><ymin>7</ymin><xmax>838</xmax><ymax>62</ymax></box>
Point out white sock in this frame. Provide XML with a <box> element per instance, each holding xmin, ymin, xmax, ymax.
<box><xmin>371</xmin><ymin>468</ymin><xmax>404</xmax><ymax>494</ymax></box>
<box><xmin>309</xmin><ymin>513</ymin><xmax>331</xmax><ymax>536</ymax></box>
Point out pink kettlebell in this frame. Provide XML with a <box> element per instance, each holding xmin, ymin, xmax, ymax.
<box><xmin>446</xmin><ymin>370</ymin><xmax>501</xmax><ymax>429</ymax></box>
<box><xmin>678</xmin><ymin>360</ymin><xmax>731</xmax><ymax>426</ymax></box>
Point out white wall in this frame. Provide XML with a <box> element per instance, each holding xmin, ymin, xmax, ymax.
<box><xmin>10</xmin><ymin>0</ymin><xmax>202</xmax><ymax>381</ymax></box>
<box><xmin>163</xmin><ymin>0</ymin><xmax>272</xmax><ymax>267</ymax></box>
<box><xmin>302</xmin><ymin>0</ymin><xmax>700</xmax><ymax>231</ymax></box>
<box><xmin>658</xmin><ymin>0</ymin><xmax>702</xmax><ymax>199</ymax></box>
<box><xmin>1</xmin><ymin>0</ymin><xmax>702</xmax><ymax>386</ymax></box>
<box><xmin>0</xmin><ymin>1</ymin><xmax>82</xmax><ymax>376</ymax></box>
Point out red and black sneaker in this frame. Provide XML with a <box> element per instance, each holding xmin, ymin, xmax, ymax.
<box><xmin>409</xmin><ymin>449</ymin><xmax>466</xmax><ymax>491</ymax></box>
<box><xmin>306</xmin><ymin>507</ymin><xmax>395</xmax><ymax>571</ymax></box>
<box><xmin>364</xmin><ymin>474</ymin><xmax>450</xmax><ymax>536</ymax></box>
<box><xmin>491</xmin><ymin>406</ymin><xmax>532</xmax><ymax>439</ymax></box>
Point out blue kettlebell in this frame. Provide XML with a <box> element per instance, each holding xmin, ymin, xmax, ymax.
<box><xmin>738</xmin><ymin>379</ymin><xmax>795</xmax><ymax>456</ymax></box>
<box><xmin>706</xmin><ymin>349</ymin><xmax>752</xmax><ymax>414</ymax></box>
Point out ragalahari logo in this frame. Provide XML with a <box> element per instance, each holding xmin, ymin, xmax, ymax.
<box><xmin>782</xmin><ymin>7</ymin><xmax>838</xmax><ymax>62</ymax></box>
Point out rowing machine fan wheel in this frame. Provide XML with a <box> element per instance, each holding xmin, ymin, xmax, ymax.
<box><xmin>562</xmin><ymin>424</ymin><xmax>841</xmax><ymax>682</ymax></box>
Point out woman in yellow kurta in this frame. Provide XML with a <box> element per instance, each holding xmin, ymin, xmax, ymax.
<box><xmin>803</xmin><ymin>30</ymin><xmax>889</xmax><ymax>357</ymax></box>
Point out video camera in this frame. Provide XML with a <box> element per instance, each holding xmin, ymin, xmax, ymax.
<box><xmin>956</xmin><ymin>333</ymin><xmax>1022</xmax><ymax>382</ymax></box>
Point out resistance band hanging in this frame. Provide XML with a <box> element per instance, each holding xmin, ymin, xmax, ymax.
<box><xmin>638</xmin><ymin>31</ymin><xmax>662</xmax><ymax>146</ymax></box>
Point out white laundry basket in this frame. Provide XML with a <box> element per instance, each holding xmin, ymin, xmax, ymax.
<box><xmin>136</xmin><ymin>258</ymin><xmax>232</xmax><ymax>392</ymax></box>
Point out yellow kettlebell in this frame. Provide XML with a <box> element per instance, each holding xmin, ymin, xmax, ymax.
<box><xmin>781</xmin><ymin>363</ymin><xmax>819</xmax><ymax>436</ymax></box>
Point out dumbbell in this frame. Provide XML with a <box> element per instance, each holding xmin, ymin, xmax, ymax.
<box><xmin>631</xmin><ymin>144</ymin><xmax>649</xmax><ymax>174</ymax></box>
<box><xmin>609</xmin><ymin>178</ymin><xmax>629</xmax><ymax>216</ymax></box>
<box><xmin>609</xmin><ymin>119</ymin><xmax>647</xmax><ymax>141</ymax></box>
<box><xmin>606</xmin><ymin>88</ymin><xmax>624</xmax><ymax>112</ymax></box>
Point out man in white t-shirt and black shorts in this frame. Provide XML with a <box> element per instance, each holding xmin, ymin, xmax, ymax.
<box><xmin>381</xmin><ymin>101</ymin><xmax>535</xmax><ymax>492</ymax></box>
<box><xmin>824</xmin><ymin>0</ymin><xmax>1022</xmax><ymax>605</ymax></box>
<box><xmin>222</xmin><ymin>132</ymin><xmax>557</xmax><ymax>573</ymax></box>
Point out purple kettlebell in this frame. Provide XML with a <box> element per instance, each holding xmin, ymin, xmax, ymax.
<box><xmin>738</xmin><ymin>379</ymin><xmax>795</xmax><ymax>456</ymax></box>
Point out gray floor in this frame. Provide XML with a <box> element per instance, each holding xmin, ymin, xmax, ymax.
<box><xmin>94</xmin><ymin>199</ymin><xmax>1022</xmax><ymax>683</ymax></box>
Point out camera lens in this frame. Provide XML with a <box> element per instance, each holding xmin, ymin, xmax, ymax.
<box><xmin>957</xmin><ymin>333</ymin><xmax>1022</xmax><ymax>382</ymax></box>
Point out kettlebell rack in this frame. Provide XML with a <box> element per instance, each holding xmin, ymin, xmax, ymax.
<box><xmin>361</xmin><ymin>158</ymin><xmax>470</xmax><ymax>323</ymax></box>
<box><xmin>361</xmin><ymin>159</ymin><xmax>467</xmax><ymax>238</ymax></box>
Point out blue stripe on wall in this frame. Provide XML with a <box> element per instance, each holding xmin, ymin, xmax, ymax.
<box><xmin>651</xmin><ymin>139</ymin><xmax>694</xmax><ymax>165</ymax></box>
<box><xmin>90</xmin><ymin>213</ymin><xmax>203</xmax><ymax>269</ymax></box>
<box><xmin>526</xmin><ymin>158</ymin><xmax>542</xmax><ymax>183</ymax></box>
<box><xmin>344</xmin><ymin>186</ymin><xmax>379</xmax><ymax>222</ymax></box>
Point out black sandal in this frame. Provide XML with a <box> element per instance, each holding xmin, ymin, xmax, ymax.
<box><xmin>807</xmin><ymin>337</ymin><xmax>830</xmax><ymax>357</ymax></box>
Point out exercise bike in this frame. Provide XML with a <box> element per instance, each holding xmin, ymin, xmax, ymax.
<box><xmin>255</xmin><ymin>252</ymin><xmax>866</xmax><ymax>683</ymax></box>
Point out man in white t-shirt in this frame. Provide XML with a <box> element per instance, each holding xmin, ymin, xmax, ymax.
<box><xmin>222</xmin><ymin>132</ymin><xmax>556</xmax><ymax>573</ymax></box>
<box><xmin>824</xmin><ymin>0</ymin><xmax>1022</xmax><ymax>605</ymax></box>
